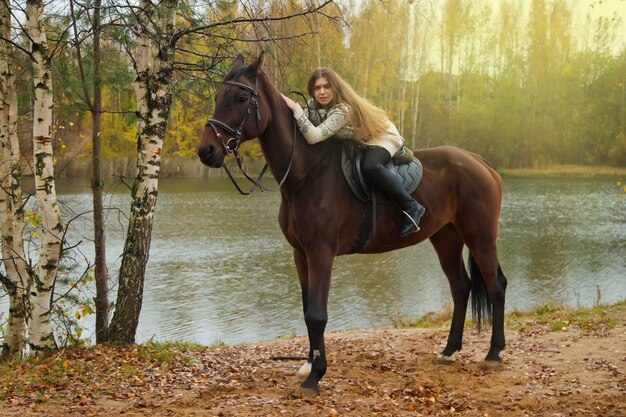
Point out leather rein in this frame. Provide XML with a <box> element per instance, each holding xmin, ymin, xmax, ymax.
<box><xmin>205</xmin><ymin>80</ymin><xmax>299</xmax><ymax>195</ymax></box>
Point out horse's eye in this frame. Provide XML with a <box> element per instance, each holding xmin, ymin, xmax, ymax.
<box><xmin>237</xmin><ymin>95</ymin><xmax>248</xmax><ymax>103</ymax></box>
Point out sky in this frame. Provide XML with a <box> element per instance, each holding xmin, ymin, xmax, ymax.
<box><xmin>571</xmin><ymin>0</ymin><xmax>626</xmax><ymax>49</ymax></box>
<box><xmin>396</xmin><ymin>0</ymin><xmax>625</xmax><ymax>78</ymax></box>
<box><xmin>500</xmin><ymin>0</ymin><xmax>625</xmax><ymax>48</ymax></box>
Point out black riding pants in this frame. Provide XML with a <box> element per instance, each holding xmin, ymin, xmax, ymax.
<box><xmin>361</xmin><ymin>146</ymin><xmax>414</xmax><ymax>208</ymax></box>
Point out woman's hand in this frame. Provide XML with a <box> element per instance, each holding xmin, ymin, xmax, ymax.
<box><xmin>281</xmin><ymin>94</ymin><xmax>298</xmax><ymax>111</ymax></box>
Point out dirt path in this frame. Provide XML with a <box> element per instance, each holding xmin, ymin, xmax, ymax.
<box><xmin>1</xmin><ymin>305</ymin><xmax>624</xmax><ymax>416</ymax></box>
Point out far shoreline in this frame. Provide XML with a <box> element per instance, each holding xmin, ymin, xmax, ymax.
<box><xmin>501</xmin><ymin>164</ymin><xmax>626</xmax><ymax>178</ymax></box>
<box><xmin>53</xmin><ymin>157</ymin><xmax>626</xmax><ymax>180</ymax></box>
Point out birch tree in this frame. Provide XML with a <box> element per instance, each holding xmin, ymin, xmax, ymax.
<box><xmin>106</xmin><ymin>0</ymin><xmax>179</xmax><ymax>344</ymax></box>
<box><xmin>25</xmin><ymin>0</ymin><xmax>63</xmax><ymax>352</ymax></box>
<box><xmin>0</xmin><ymin>0</ymin><xmax>29</xmax><ymax>360</ymax></box>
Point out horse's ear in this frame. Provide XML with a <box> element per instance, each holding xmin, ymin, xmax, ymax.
<box><xmin>224</xmin><ymin>54</ymin><xmax>245</xmax><ymax>79</ymax></box>
<box><xmin>246</xmin><ymin>52</ymin><xmax>265</xmax><ymax>76</ymax></box>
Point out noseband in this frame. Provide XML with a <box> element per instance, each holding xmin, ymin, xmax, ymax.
<box><xmin>206</xmin><ymin>80</ymin><xmax>261</xmax><ymax>155</ymax></box>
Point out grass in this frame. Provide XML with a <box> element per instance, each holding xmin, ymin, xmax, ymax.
<box><xmin>138</xmin><ymin>340</ymin><xmax>207</xmax><ymax>367</ymax></box>
<box><xmin>393</xmin><ymin>304</ymin><xmax>453</xmax><ymax>329</ymax></box>
<box><xmin>0</xmin><ymin>354</ymin><xmax>76</xmax><ymax>400</ymax></box>
<box><xmin>507</xmin><ymin>300</ymin><xmax>626</xmax><ymax>332</ymax></box>
<box><xmin>393</xmin><ymin>299</ymin><xmax>626</xmax><ymax>332</ymax></box>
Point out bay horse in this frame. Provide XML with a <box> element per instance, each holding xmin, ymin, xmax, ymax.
<box><xmin>197</xmin><ymin>55</ymin><xmax>508</xmax><ymax>398</ymax></box>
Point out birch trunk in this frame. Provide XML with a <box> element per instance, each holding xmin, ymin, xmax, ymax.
<box><xmin>107</xmin><ymin>0</ymin><xmax>177</xmax><ymax>344</ymax></box>
<box><xmin>0</xmin><ymin>0</ymin><xmax>29</xmax><ymax>360</ymax></box>
<box><xmin>26</xmin><ymin>0</ymin><xmax>62</xmax><ymax>352</ymax></box>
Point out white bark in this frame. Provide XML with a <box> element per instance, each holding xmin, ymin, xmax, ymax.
<box><xmin>26</xmin><ymin>0</ymin><xmax>62</xmax><ymax>352</ymax></box>
<box><xmin>108</xmin><ymin>0</ymin><xmax>178</xmax><ymax>343</ymax></box>
<box><xmin>0</xmin><ymin>0</ymin><xmax>29</xmax><ymax>360</ymax></box>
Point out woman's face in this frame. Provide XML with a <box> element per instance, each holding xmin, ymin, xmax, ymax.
<box><xmin>313</xmin><ymin>76</ymin><xmax>334</xmax><ymax>106</ymax></box>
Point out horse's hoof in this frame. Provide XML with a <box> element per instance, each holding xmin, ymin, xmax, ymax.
<box><xmin>482</xmin><ymin>359</ymin><xmax>502</xmax><ymax>370</ymax></box>
<box><xmin>292</xmin><ymin>386</ymin><xmax>319</xmax><ymax>399</ymax></box>
<box><xmin>435</xmin><ymin>354</ymin><xmax>455</xmax><ymax>365</ymax></box>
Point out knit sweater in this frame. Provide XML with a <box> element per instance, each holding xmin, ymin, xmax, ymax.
<box><xmin>291</xmin><ymin>99</ymin><xmax>404</xmax><ymax>156</ymax></box>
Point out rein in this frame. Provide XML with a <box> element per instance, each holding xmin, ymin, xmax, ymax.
<box><xmin>205</xmin><ymin>80</ymin><xmax>304</xmax><ymax>195</ymax></box>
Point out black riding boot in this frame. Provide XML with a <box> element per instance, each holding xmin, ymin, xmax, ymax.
<box><xmin>362</xmin><ymin>147</ymin><xmax>426</xmax><ymax>236</ymax></box>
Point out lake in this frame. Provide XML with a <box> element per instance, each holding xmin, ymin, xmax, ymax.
<box><xmin>1</xmin><ymin>175</ymin><xmax>625</xmax><ymax>346</ymax></box>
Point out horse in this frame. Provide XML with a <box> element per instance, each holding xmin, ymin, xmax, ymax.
<box><xmin>197</xmin><ymin>55</ymin><xmax>508</xmax><ymax>398</ymax></box>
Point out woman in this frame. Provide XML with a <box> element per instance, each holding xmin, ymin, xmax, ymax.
<box><xmin>282</xmin><ymin>67</ymin><xmax>425</xmax><ymax>236</ymax></box>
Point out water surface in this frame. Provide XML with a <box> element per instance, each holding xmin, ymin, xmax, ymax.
<box><xmin>2</xmin><ymin>176</ymin><xmax>624</xmax><ymax>345</ymax></box>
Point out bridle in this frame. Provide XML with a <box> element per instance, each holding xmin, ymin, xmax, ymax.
<box><xmin>205</xmin><ymin>79</ymin><xmax>269</xmax><ymax>195</ymax></box>
<box><xmin>205</xmin><ymin>78</ymin><xmax>298</xmax><ymax>195</ymax></box>
<box><xmin>206</xmin><ymin>80</ymin><xmax>260</xmax><ymax>156</ymax></box>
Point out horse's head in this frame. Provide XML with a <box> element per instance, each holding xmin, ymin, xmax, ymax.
<box><xmin>198</xmin><ymin>55</ymin><xmax>268</xmax><ymax>168</ymax></box>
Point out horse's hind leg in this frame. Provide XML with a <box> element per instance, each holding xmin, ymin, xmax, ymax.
<box><xmin>468</xmin><ymin>248</ymin><xmax>507</xmax><ymax>368</ymax></box>
<box><xmin>430</xmin><ymin>224</ymin><xmax>471</xmax><ymax>364</ymax></box>
<box><xmin>489</xmin><ymin>264</ymin><xmax>507</xmax><ymax>367</ymax></box>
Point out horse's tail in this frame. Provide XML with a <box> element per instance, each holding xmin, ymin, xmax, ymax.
<box><xmin>469</xmin><ymin>255</ymin><xmax>493</xmax><ymax>332</ymax></box>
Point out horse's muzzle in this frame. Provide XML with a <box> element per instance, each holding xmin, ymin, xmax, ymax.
<box><xmin>197</xmin><ymin>144</ymin><xmax>224</xmax><ymax>168</ymax></box>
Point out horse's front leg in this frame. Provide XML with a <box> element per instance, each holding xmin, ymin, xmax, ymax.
<box><xmin>292</xmin><ymin>248</ymin><xmax>313</xmax><ymax>381</ymax></box>
<box><xmin>294</xmin><ymin>246</ymin><xmax>334</xmax><ymax>398</ymax></box>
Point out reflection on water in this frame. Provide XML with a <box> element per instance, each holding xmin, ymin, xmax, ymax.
<box><xmin>1</xmin><ymin>176</ymin><xmax>625</xmax><ymax>345</ymax></box>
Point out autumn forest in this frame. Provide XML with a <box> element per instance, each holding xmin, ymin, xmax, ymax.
<box><xmin>6</xmin><ymin>0</ymin><xmax>626</xmax><ymax>175</ymax></box>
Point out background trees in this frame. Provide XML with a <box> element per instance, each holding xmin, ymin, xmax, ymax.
<box><xmin>6</xmin><ymin>0</ymin><xmax>624</xmax><ymax>172</ymax></box>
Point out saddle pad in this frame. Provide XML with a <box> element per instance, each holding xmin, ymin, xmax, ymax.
<box><xmin>341</xmin><ymin>143</ymin><xmax>423</xmax><ymax>203</ymax></box>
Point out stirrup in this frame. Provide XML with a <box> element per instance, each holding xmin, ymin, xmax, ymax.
<box><xmin>400</xmin><ymin>209</ymin><xmax>420</xmax><ymax>234</ymax></box>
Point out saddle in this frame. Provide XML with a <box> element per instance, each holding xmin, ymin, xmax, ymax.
<box><xmin>341</xmin><ymin>142</ymin><xmax>423</xmax><ymax>203</ymax></box>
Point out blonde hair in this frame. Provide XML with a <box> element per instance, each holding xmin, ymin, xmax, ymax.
<box><xmin>306</xmin><ymin>68</ymin><xmax>389</xmax><ymax>140</ymax></box>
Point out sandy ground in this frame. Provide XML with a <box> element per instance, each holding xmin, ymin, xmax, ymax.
<box><xmin>0</xmin><ymin>305</ymin><xmax>624</xmax><ymax>417</ymax></box>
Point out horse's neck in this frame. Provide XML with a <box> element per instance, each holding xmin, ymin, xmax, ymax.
<box><xmin>259</xmin><ymin>88</ymin><xmax>337</xmax><ymax>192</ymax></box>
<box><xmin>260</xmin><ymin>113</ymin><xmax>309</xmax><ymax>190</ymax></box>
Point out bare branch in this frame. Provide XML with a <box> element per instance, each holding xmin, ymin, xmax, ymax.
<box><xmin>69</xmin><ymin>0</ymin><xmax>94</xmax><ymax>111</ymax></box>
<box><xmin>172</xmin><ymin>0</ymin><xmax>336</xmax><ymax>45</ymax></box>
